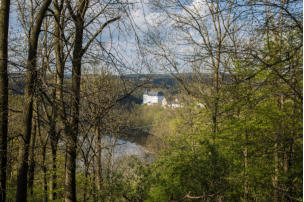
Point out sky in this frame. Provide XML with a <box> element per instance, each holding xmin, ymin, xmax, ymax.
<box><xmin>6</xmin><ymin>0</ymin><xmax>216</xmax><ymax>75</ymax></box>
<box><xmin>7</xmin><ymin>0</ymin><xmax>301</xmax><ymax>75</ymax></box>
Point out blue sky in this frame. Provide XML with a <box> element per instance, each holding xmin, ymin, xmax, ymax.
<box><xmin>7</xmin><ymin>0</ymin><xmax>302</xmax><ymax>75</ymax></box>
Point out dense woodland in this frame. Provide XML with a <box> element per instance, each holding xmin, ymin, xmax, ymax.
<box><xmin>0</xmin><ymin>0</ymin><xmax>302</xmax><ymax>201</ymax></box>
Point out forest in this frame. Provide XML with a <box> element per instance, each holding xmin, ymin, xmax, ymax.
<box><xmin>0</xmin><ymin>0</ymin><xmax>302</xmax><ymax>201</ymax></box>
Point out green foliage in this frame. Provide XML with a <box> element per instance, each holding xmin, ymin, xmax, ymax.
<box><xmin>119</xmin><ymin>157</ymin><xmax>151</xmax><ymax>202</ymax></box>
<box><xmin>146</xmin><ymin>141</ymin><xmax>230</xmax><ymax>201</ymax></box>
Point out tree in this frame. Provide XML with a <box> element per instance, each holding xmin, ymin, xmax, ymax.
<box><xmin>0</xmin><ymin>0</ymin><xmax>10</xmax><ymax>201</ymax></box>
<box><xmin>63</xmin><ymin>0</ymin><xmax>121</xmax><ymax>200</ymax></box>
<box><xmin>146</xmin><ymin>0</ymin><xmax>237</xmax><ymax>144</ymax></box>
<box><xmin>15</xmin><ymin>0</ymin><xmax>52</xmax><ymax>200</ymax></box>
<box><xmin>147</xmin><ymin>109</ymin><xmax>230</xmax><ymax>201</ymax></box>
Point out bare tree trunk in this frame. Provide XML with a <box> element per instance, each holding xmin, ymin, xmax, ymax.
<box><xmin>211</xmin><ymin>4</ymin><xmax>224</xmax><ymax>145</ymax></box>
<box><xmin>53</xmin><ymin>0</ymin><xmax>65</xmax><ymax>112</ymax></box>
<box><xmin>212</xmin><ymin>63</ymin><xmax>219</xmax><ymax>144</ymax></box>
<box><xmin>63</xmin><ymin>2</ymin><xmax>120</xmax><ymax>199</ymax></box>
<box><xmin>0</xmin><ymin>0</ymin><xmax>10</xmax><ymax>201</ymax></box>
<box><xmin>28</xmin><ymin>116</ymin><xmax>37</xmax><ymax>196</ymax></box>
<box><xmin>92</xmin><ymin>159</ymin><xmax>97</xmax><ymax>202</ymax></box>
<box><xmin>48</xmin><ymin>59</ymin><xmax>58</xmax><ymax>202</ymax></box>
<box><xmin>273</xmin><ymin>95</ymin><xmax>284</xmax><ymax>202</ymax></box>
<box><xmin>284</xmin><ymin>91</ymin><xmax>297</xmax><ymax>199</ymax></box>
<box><xmin>49</xmin><ymin>124</ymin><xmax>58</xmax><ymax>201</ymax></box>
<box><xmin>64</xmin><ymin>18</ymin><xmax>84</xmax><ymax>202</ymax></box>
<box><xmin>36</xmin><ymin>100</ymin><xmax>48</xmax><ymax>202</ymax></box>
<box><xmin>273</xmin><ymin>98</ymin><xmax>281</xmax><ymax>202</ymax></box>
<box><xmin>50</xmin><ymin>1</ymin><xmax>64</xmax><ymax>199</ymax></box>
<box><xmin>273</xmin><ymin>136</ymin><xmax>279</xmax><ymax>202</ymax></box>
<box><xmin>41</xmin><ymin>143</ymin><xmax>48</xmax><ymax>202</ymax></box>
<box><xmin>83</xmin><ymin>164</ymin><xmax>89</xmax><ymax>202</ymax></box>
<box><xmin>15</xmin><ymin>0</ymin><xmax>52</xmax><ymax>201</ymax></box>
<box><xmin>64</xmin><ymin>125</ymin><xmax>77</xmax><ymax>202</ymax></box>
<box><xmin>244</xmin><ymin>132</ymin><xmax>248</xmax><ymax>201</ymax></box>
<box><xmin>96</xmin><ymin>127</ymin><xmax>102</xmax><ymax>194</ymax></box>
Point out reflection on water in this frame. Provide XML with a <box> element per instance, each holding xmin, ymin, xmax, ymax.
<box><xmin>77</xmin><ymin>135</ymin><xmax>152</xmax><ymax>172</ymax></box>
<box><xmin>102</xmin><ymin>136</ymin><xmax>149</xmax><ymax>159</ymax></box>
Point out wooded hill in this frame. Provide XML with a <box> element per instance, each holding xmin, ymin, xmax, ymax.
<box><xmin>0</xmin><ymin>0</ymin><xmax>302</xmax><ymax>201</ymax></box>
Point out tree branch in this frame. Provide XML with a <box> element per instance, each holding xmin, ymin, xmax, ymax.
<box><xmin>82</xmin><ymin>16</ymin><xmax>121</xmax><ymax>55</ymax></box>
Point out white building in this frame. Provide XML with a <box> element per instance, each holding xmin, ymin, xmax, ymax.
<box><xmin>143</xmin><ymin>91</ymin><xmax>164</xmax><ymax>105</ymax></box>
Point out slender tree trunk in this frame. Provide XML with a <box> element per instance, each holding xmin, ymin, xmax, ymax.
<box><xmin>63</xmin><ymin>3</ymin><xmax>119</xmax><ymax>200</ymax></box>
<box><xmin>64</xmin><ymin>19</ymin><xmax>84</xmax><ymax>202</ymax></box>
<box><xmin>212</xmin><ymin>64</ymin><xmax>219</xmax><ymax>144</ymax></box>
<box><xmin>273</xmin><ymin>96</ymin><xmax>283</xmax><ymax>202</ymax></box>
<box><xmin>28</xmin><ymin>116</ymin><xmax>37</xmax><ymax>196</ymax></box>
<box><xmin>273</xmin><ymin>136</ymin><xmax>279</xmax><ymax>202</ymax></box>
<box><xmin>49</xmin><ymin>125</ymin><xmax>58</xmax><ymax>200</ymax></box>
<box><xmin>49</xmin><ymin>78</ymin><xmax>57</xmax><ymax>201</ymax></box>
<box><xmin>83</xmin><ymin>165</ymin><xmax>89</xmax><ymax>202</ymax></box>
<box><xmin>36</xmin><ymin>101</ymin><xmax>48</xmax><ymax>202</ymax></box>
<box><xmin>92</xmin><ymin>160</ymin><xmax>97</xmax><ymax>202</ymax></box>
<box><xmin>0</xmin><ymin>0</ymin><xmax>10</xmax><ymax>201</ymax></box>
<box><xmin>211</xmin><ymin>2</ymin><xmax>223</xmax><ymax>146</ymax></box>
<box><xmin>42</xmin><ymin>143</ymin><xmax>48</xmax><ymax>202</ymax></box>
<box><xmin>64</xmin><ymin>125</ymin><xmax>77</xmax><ymax>202</ymax></box>
<box><xmin>50</xmin><ymin>1</ymin><xmax>64</xmax><ymax>199</ymax></box>
<box><xmin>16</xmin><ymin>52</ymin><xmax>36</xmax><ymax>202</ymax></box>
<box><xmin>284</xmin><ymin>93</ymin><xmax>297</xmax><ymax>199</ymax></box>
<box><xmin>96</xmin><ymin>127</ymin><xmax>102</xmax><ymax>194</ymax></box>
<box><xmin>244</xmin><ymin>132</ymin><xmax>249</xmax><ymax>201</ymax></box>
<box><xmin>49</xmin><ymin>93</ymin><xmax>57</xmax><ymax>200</ymax></box>
<box><xmin>50</xmin><ymin>141</ymin><xmax>57</xmax><ymax>200</ymax></box>
<box><xmin>53</xmin><ymin>0</ymin><xmax>64</xmax><ymax>113</ymax></box>
<box><xmin>15</xmin><ymin>1</ymin><xmax>51</xmax><ymax>201</ymax></box>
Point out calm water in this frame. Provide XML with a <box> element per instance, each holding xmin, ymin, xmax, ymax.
<box><xmin>102</xmin><ymin>136</ymin><xmax>149</xmax><ymax>159</ymax></box>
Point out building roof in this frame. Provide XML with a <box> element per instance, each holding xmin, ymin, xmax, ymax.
<box><xmin>144</xmin><ymin>90</ymin><xmax>164</xmax><ymax>96</ymax></box>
